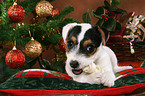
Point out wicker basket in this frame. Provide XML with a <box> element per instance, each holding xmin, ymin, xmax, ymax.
<box><xmin>107</xmin><ymin>41</ymin><xmax>145</xmax><ymax>62</ymax></box>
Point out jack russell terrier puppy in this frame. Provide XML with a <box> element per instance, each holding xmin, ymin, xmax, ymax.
<box><xmin>62</xmin><ymin>23</ymin><xmax>132</xmax><ymax>87</ymax></box>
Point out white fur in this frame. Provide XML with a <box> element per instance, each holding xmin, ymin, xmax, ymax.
<box><xmin>62</xmin><ymin>23</ymin><xmax>133</xmax><ymax>87</ymax></box>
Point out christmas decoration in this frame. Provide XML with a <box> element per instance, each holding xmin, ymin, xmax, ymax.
<box><xmin>126</xmin><ymin>15</ymin><xmax>145</xmax><ymax>41</ymax></box>
<box><xmin>25</xmin><ymin>37</ymin><xmax>42</xmax><ymax>58</ymax></box>
<box><xmin>51</xmin><ymin>8</ymin><xmax>59</xmax><ymax>16</ymax></box>
<box><xmin>0</xmin><ymin>0</ymin><xmax>76</xmax><ymax>83</ymax></box>
<box><xmin>90</xmin><ymin>0</ymin><xmax>126</xmax><ymax>32</ymax></box>
<box><xmin>124</xmin><ymin>15</ymin><xmax>145</xmax><ymax>54</ymax></box>
<box><xmin>5</xmin><ymin>46</ymin><xmax>25</xmax><ymax>69</ymax></box>
<box><xmin>58</xmin><ymin>38</ymin><xmax>66</xmax><ymax>52</ymax></box>
<box><xmin>7</xmin><ymin>2</ymin><xmax>25</xmax><ymax>22</ymax></box>
<box><xmin>35</xmin><ymin>0</ymin><xmax>53</xmax><ymax>17</ymax></box>
<box><xmin>101</xmin><ymin>14</ymin><xmax>108</xmax><ymax>22</ymax></box>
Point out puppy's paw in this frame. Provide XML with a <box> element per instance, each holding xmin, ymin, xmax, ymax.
<box><xmin>94</xmin><ymin>77</ymin><xmax>102</xmax><ymax>84</ymax></box>
<box><xmin>114</xmin><ymin>66</ymin><xmax>133</xmax><ymax>73</ymax></box>
<box><xmin>86</xmin><ymin>70</ymin><xmax>102</xmax><ymax>84</ymax></box>
<box><xmin>101</xmin><ymin>72</ymin><xmax>115</xmax><ymax>87</ymax></box>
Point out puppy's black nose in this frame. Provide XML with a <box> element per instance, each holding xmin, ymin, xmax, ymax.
<box><xmin>70</xmin><ymin>60</ymin><xmax>79</xmax><ymax>68</ymax></box>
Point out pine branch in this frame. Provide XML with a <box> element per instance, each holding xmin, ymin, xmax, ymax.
<box><xmin>18</xmin><ymin>0</ymin><xmax>40</xmax><ymax>15</ymax></box>
<box><xmin>53</xmin><ymin>6</ymin><xmax>74</xmax><ymax>20</ymax></box>
<box><xmin>0</xmin><ymin>0</ymin><xmax>13</xmax><ymax>25</ymax></box>
<box><xmin>0</xmin><ymin>1</ymin><xmax>76</xmax><ymax>47</ymax></box>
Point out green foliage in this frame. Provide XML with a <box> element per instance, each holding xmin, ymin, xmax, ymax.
<box><xmin>133</xmin><ymin>42</ymin><xmax>145</xmax><ymax>66</ymax></box>
<box><xmin>110</xmin><ymin>0</ymin><xmax>121</xmax><ymax>10</ymax></box>
<box><xmin>94</xmin><ymin>6</ymin><xmax>105</xmax><ymax>16</ymax></box>
<box><xmin>133</xmin><ymin>42</ymin><xmax>145</xmax><ymax>48</ymax></box>
<box><xmin>90</xmin><ymin>0</ymin><xmax>126</xmax><ymax>32</ymax></box>
<box><xmin>104</xmin><ymin>0</ymin><xmax>110</xmax><ymax>9</ymax></box>
<box><xmin>24</xmin><ymin>56</ymin><xmax>38</xmax><ymax>68</ymax></box>
<box><xmin>0</xmin><ymin>62</ymin><xmax>20</xmax><ymax>82</ymax></box>
<box><xmin>51</xmin><ymin>61</ymin><xmax>65</xmax><ymax>73</ymax></box>
<box><xmin>53</xmin><ymin>6</ymin><xmax>74</xmax><ymax>20</ymax></box>
<box><xmin>96</xmin><ymin>19</ymin><xmax>104</xmax><ymax>26</ymax></box>
<box><xmin>82</xmin><ymin>10</ymin><xmax>91</xmax><ymax>24</ymax></box>
<box><xmin>102</xmin><ymin>17</ymin><xmax>116</xmax><ymax>31</ymax></box>
<box><xmin>39</xmin><ymin>59</ymin><xmax>51</xmax><ymax>69</ymax></box>
<box><xmin>92</xmin><ymin>10</ymin><xmax>102</xmax><ymax>19</ymax></box>
<box><xmin>40</xmin><ymin>59</ymin><xmax>65</xmax><ymax>73</ymax></box>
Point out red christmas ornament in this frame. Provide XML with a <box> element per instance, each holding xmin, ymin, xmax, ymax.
<box><xmin>51</xmin><ymin>8</ymin><xmax>59</xmax><ymax>16</ymax></box>
<box><xmin>5</xmin><ymin>47</ymin><xmax>25</xmax><ymax>69</ymax></box>
<box><xmin>7</xmin><ymin>2</ymin><xmax>25</xmax><ymax>22</ymax></box>
<box><xmin>58</xmin><ymin>38</ymin><xmax>66</xmax><ymax>52</ymax></box>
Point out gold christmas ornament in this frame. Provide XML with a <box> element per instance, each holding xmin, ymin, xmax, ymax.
<box><xmin>35</xmin><ymin>0</ymin><xmax>53</xmax><ymax>17</ymax></box>
<box><xmin>25</xmin><ymin>37</ymin><xmax>42</xmax><ymax>58</ymax></box>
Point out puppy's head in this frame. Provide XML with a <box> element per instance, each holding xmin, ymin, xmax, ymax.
<box><xmin>62</xmin><ymin>23</ymin><xmax>107</xmax><ymax>76</ymax></box>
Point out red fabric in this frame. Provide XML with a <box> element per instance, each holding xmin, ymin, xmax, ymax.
<box><xmin>0</xmin><ymin>83</ymin><xmax>145</xmax><ymax>96</ymax></box>
<box><xmin>118</xmin><ymin>67</ymin><xmax>145</xmax><ymax>75</ymax></box>
<box><xmin>0</xmin><ymin>63</ymin><xmax>144</xmax><ymax>96</ymax></box>
<box><xmin>14</xmin><ymin>70</ymin><xmax>72</xmax><ymax>80</ymax></box>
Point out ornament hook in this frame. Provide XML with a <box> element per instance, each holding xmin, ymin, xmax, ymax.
<box><xmin>29</xmin><ymin>30</ymin><xmax>32</xmax><ymax>37</ymax></box>
<box><xmin>12</xmin><ymin>37</ymin><xmax>17</xmax><ymax>50</ymax></box>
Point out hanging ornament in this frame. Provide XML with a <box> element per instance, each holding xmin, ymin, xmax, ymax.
<box><xmin>7</xmin><ymin>1</ymin><xmax>25</xmax><ymax>22</ymax></box>
<box><xmin>35</xmin><ymin>0</ymin><xmax>53</xmax><ymax>17</ymax></box>
<box><xmin>51</xmin><ymin>8</ymin><xmax>59</xmax><ymax>16</ymax></box>
<box><xmin>25</xmin><ymin>37</ymin><xmax>42</xmax><ymax>58</ymax></box>
<box><xmin>5</xmin><ymin>46</ymin><xmax>25</xmax><ymax>69</ymax></box>
<box><xmin>58</xmin><ymin>38</ymin><xmax>66</xmax><ymax>52</ymax></box>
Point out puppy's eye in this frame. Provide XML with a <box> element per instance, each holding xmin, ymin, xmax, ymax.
<box><xmin>86</xmin><ymin>44</ymin><xmax>95</xmax><ymax>53</ymax></box>
<box><xmin>67</xmin><ymin>40</ymin><xmax>74</xmax><ymax>49</ymax></box>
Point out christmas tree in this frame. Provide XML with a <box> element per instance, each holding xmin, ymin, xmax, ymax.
<box><xmin>0</xmin><ymin>0</ymin><xmax>78</xmax><ymax>82</ymax></box>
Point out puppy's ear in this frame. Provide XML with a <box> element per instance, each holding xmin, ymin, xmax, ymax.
<box><xmin>62</xmin><ymin>23</ymin><xmax>77</xmax><ymax>42</ymax></box>
<box><xmin>97</xmin><ymin>26</ymin><xmax>108</xmax><ymax>45</ymax></box>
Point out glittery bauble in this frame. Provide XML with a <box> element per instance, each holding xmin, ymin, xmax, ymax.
<box><xmin>58</xmin><ymin>38</ymin><xmax>66</xmax><ymax>52</ymax></box>
<box><xmin>51</xmin><ymin>8</ymin><xmax>59</xmax><ymax>16</ymax></box>
<box><xmin>7</xmin><ymin>3</ymin><xmax>25</xmax><ymax>22</ymax></box>
<box><xmin>35</xmin><ymin>1</ymin><xmax>53</xmax><ymax>17</ymax></box>
<box><xmin>25</xmin><ymin>40</ymin><xmax>42</xmax><ymax>58</ymax></box>
<box><xmin>5</xmin><ymin>48</ymin><xmax>25</xmax><ymax>69</ymax></box>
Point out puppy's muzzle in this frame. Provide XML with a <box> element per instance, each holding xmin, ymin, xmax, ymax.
<box><xmin>70</xmin><ymin>60</ymin><xmax>79</xmax><ymax>68</ymax></box>
<box><xmin>70</xmin><ymin>60</ymin><xmax>83</xmax><ymax>75</ymax></box>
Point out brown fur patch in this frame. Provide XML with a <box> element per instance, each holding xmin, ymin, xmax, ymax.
<box><xmin>71</xmin><ymin>36</ymin><xmax>77</xmax><ymax>44</ymax></box>
<box><xmin>65</xmin><ymin>36</ymin><xmax>77</xmax><ymax>53</ymax></box>
<box><xmin>88</xmin><ymin>47</ymin><xmax>100</xmax><ymax>57</ymax></box>
<box><xmin>97</xmin><ymin>26</ymin><xmax>106</xmax><ymax>45</ymax></box>
<box><xmin>83</xmin><ymin>40</ymin><xmax>100</xmax><ymax>57</ymax></box>
<box><xmin>83</xmin><ymin>40</ymin><xmax>92</xmax><ymax>48</ymax></box>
